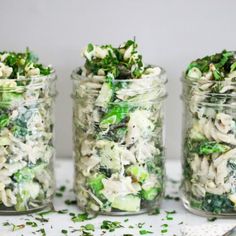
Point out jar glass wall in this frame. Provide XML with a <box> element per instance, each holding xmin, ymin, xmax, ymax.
<box><xmin>181</xmin><ymin>78</ymin><xmax>236</xmax><ymax>217</ymax></box>
<box><xmin>72</xmin><ymin>68</ymin><xmax>167</xmax><ymax>215</ymax></box>
<box><xmin>0</xmin><ymin>73</ymin><xmax>56</xmax><ymax>214</ymax></box>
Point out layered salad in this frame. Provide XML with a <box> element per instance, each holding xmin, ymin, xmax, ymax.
<box><xmin>0</xmin><ymin>49</ymin><xmax>56</xmax><ymax>212</ymax></box>
<box><xmin>182</xmin><ymin>50</ymin><xmax>236</xmax><ymax>215</ymax></box>
<box><xmin>72</xmin><ymin>40</ymin><xmax>167</xmax><ymax>214</ymax></box>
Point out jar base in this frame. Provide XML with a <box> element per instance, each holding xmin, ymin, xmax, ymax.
<box><xmin>0</xmin><ymin>203</ymin><xmax>53</xmax><ymax>215</ymax></box>
<box><xmin>99</xmin><ymin>208</ymin><xmax>148</xmax><ymax>216</ymax></box>
<box><xmin>76</xmin><ymin>203</ymin><xmax>153</xmax><ymax>216</ymax></box>
<box><xmin>182</xmin><ymin>195</ymin><xmax>236</xmax><ymax>218</ymax></box>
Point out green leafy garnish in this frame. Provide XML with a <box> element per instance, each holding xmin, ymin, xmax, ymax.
<box><xmin>38</xmin><ymin>210</ymin><xmax>54</xmax><ymax>217</ymax></box>
<box><xmin>188</xmin><ymin>140</ymin><xmax>230</xmax><ymax>155</ymax></box>
<box><xmin>82</xmin><ymin>224</ymin><xmax>95</xmax><ymax>231</ymax></box>
<box><xmin>26</xmin><ymin>221</ymin><xmax>38</xmax><ymax>227</ymax></box>
<box><xmin>100</xmin><ymin>220</ymin><xmax>123</xmax><ymax>232</ymax></box>
<box><xmin>207</xmin><ymin>217</ymin><xmax>217</xmax><ymax>222</ymax></box>
<box><xmin>139</xmin><ymin>229</ymin><xmax>153</xmax><ymax>235</ymax></box>
<box><xmin>36</xmin><ymin>228</ymin><xmax>46</xmax><ymax>236</ymax></box>
<box><xmin>57</xmin><ymin>209</ymin><xmax>68</xmax><ymax>214</ymax></box>
<box><xmin>198</xmin><ymin>141</ymin><xmax>230</xmax><ymax>155</ymax></box>
<box><xmin>0</xmin><ymin>48</ymin><xmax>51</xmax><ymax>79</ymax></box>
<box><xmin>81</xmin><ymin>39</ymin><xmax>156</xmax><ymax>82</ymax></box>
<box><xmin>61</xmin><ymin>229</ymin><xmax>68</xmax><ymax>235</ymax></box>
<box><xmin>186</xmin><ymin>50</ymin><xmax>236</xmax><ymax>80</ymax></box>
<box><xmin>71</xmin><ymin>213</ymin><xmax>93</xmax><ymax>223</ymax></box>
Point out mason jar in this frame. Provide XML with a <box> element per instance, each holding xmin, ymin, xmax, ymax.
<box><xmin>181</xmin><ymin>76</ymin><xmax>236</xmax><ymax>217</ymax></box>
<box><xmin>72</xmin><ymin>67</ymin><xmax>167</xmax><ymax>215</ymax></box>
<box><xmin>0</xmin><ymin>72</ymin><xmax>57</xmax><ymax>214</ymax></box>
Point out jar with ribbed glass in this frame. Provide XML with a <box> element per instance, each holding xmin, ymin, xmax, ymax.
<box><xmin>72</xmin><ymin>40</ymin><xmax>167</xmax><ymax>215</ymax></box>
<box><xmin>0</xmin><ymin>50</ymin><xmax>56</xmax><ymax>214</ymax></box>
<box><xmin>181</xmin><ymin>50</ymin><xmax>236</xmax><ymax>217</ymax></box>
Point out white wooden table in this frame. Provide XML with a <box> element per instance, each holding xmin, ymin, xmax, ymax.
<box><xmin>0</xmin><ymin>159</ymin><xmax>235</xmax><ymax>236</ymax></box>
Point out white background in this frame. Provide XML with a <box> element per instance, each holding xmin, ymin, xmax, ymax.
<box><xmin>1</xmin><ymin>0</ymin><xmax>236</xmax><ymax>159</ymax></box>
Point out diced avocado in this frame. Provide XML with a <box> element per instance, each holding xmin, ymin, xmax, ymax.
<box><xmin>22</xmin><ymin>182</ymin><xmax>40</xmax><ymax>199</ymax></box>
<box><xmin>88</xmin><ymin>174</ymin><xmax>105</xmax><ymax>196</ymax></box>
<box><xmin>187</xmin><ymin>67</ymin><xmax>202</xmax><ymax>79</ymax></box>
<box><xmin>15</xmin><ymin>182</ymin><xmax>40</xmax><ymax>212</ymax></box>
<box><xmin>111</xmin><ymin>195</ymin><xmax>140</xmax><ymax>212</ymax></box>
<box><xmin>126</xmin><ymin>165</ymin><xmax>149</xmax><ymax>183</ymax></box>
<box><xmin>190</xmin><ymin>130</ymin><xmax>205</xmax><ymax>141</ymax></box>
<box><xmin>98</xmin><ymin>141</ymin><xmax>121</xmax><ymax>172</ymax></box>
<box><xmin>228</xmin><ymin>194</ymin><xmax>236</xmax><ymax>207</ymax></box>
<box><xmin>0</xmin><ymin>92</ymin><xmax>22</xmax><ymax>108</ymax></box>
<box><xmin>14</xmin><ymin>167</ymin><xmax>35</xmax><ymax>183</ymax></box>
<box><xmin>198</xmin><ymin>141</ymin><xmax>230</xmax><ymax>155</ymax></box>
<box><xmin>0</xmin><ymin>136</ymin><xmax>10</xmax><ymax>146</ymax></box>
<box><xmin>15</xmin><ymin>193</ymin><xmax>29</xmax><ymax>212</ymax></box>
<box><xmin>141</xmin><ymin>187</ymin><xmax>159</xmax><ymax>201</ymax></box>
<box><xmin>95</xmin><ymin>83</ymin><xmax>113</xmax><ymax>109</ymax></box>
<box><xmin>13</xmin><ymin>163</ymin><xmax>46</xmax><ymax>183</ymax></box>
<box><xmin>100</xmin><ymin>103</ymin><xmax>130</xmax><ymax>129</ymax></box>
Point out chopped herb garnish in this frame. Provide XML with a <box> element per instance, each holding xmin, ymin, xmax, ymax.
<box><xmin>3</xmin><ymin>222</ymin><xmax>10</xmax><ymax>226</ymax></box>
<box><xmin>149</xmin><ymin>208</ymin><xmax>160</xmax><ymax>215</ymax></box>
<box><xmin>38</xmin><ymin>210</ymin><xmax>54</xmax><ymax>217</ymax></box>
<box><xmin>166</xmin><ymin>215</ymin><xmax>173</xmax><ymax>220</ymax></box>
<box><xmin>139</xmin><ymin>229</ymin><xmax>153</xmax><ymax>235</ymax></box>
<box><xmin>161</xmin><ymin>224</ymin><xmax>168</xmax><ymax>227</ymax></box>
<box><xmin>36</xmin><ymin>228</ymin><xmax>46</xmax><ymax>236</ymax></box>
<box><xmin>0</xmin><ymin>48</ymin><xmax>51</xmax><ymax>79</ymax></box>
<box><xmin>161</xmin><ymin>224</ymin><xmax>168</xmax><ymax>234</ymax></box>
<box><xmin>56</xmin><ymin>192</ymin><xmax>63</xmax><ymax>197</ymax></box>
<box><xmin>83</xmin><ymin>224</ymin><xmax>95</xmax><ymax>231</ymax></box>
<box><xmin>164</xmin><ymin>195</ymin><xmax>180</xmax><ymax>201</ymax></box>
<box><xmin>26</xmin><ymin>221</ymin><xmax>38</xmax><ymax>227</ymax></box>
<box><xmin>100</xmin><ymin>220</ymin><xmax>123</xmax><ymax>232</ymax></box>
<box><xmin>161</xmin><ymin>229</ymin><xmax>168</xmax><ymax>234</ymax></box>
<box><xmin>71</xmin><ymin>213</ymin><xmax>93</xmax><ymax>222</ymax></box>
<box><xmin>59</xmin><ymin>186</ymin><xmax>66</xmax><ymax>192</ymax></box>
<box><xmin>35</xmin><ymin>217</ymin><xmax>49</xmax><ymax>223</ymax></box>
<box><xmin>61</xmin><ymin>229</ymin><xmax>68</xmax><ymax>235</ymax></box>
<box><xmin>207</xmin><ymin>217</ymin><xmax>217</xmax><ymax>222</ymax></box>
<box><xmin>165</xmin><ymin>210</ymin><xmax>176</xmax><ymax>214</ymax></box>
<box><xmin>57</xmin><ymin>209</ymin><xmax>68</xmax><ymax>214</ymax></box>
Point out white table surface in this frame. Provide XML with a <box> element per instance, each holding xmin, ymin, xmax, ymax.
<box><xmin>0</xmin><ymin>159</ymin><xmax>235</xmax><ymax>236</ymax></box>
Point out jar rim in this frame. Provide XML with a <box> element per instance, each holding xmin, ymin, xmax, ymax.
<box><xmin>182</xmin><ymin>74</ymin><xmax>236</xmax><ymax>86</ymax></box>
<box><xmin>0</xmin><ymin>69</ymin><xmax>57</xmax><ymax>82</ymax></box>
<box><xmin>0</xmin><ymin>70</ymin><xmax>57</xmax><ymax>93</ymax></box>
<box><xmin>71</xmin><ymin>66</ymin><xmax>167</xmax><ymax>83</ymax></box>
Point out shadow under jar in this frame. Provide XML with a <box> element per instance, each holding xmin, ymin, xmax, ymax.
<box><xmin>72</xmin><ymin>68</ymin><xmax>167</xmax><ymax>215</ymax></box>
<box><xmin>0</xmin><ymin>73</ymin><xmax>57</xmax><ymax>214</ymax></box>
<box><xmin>181</xmin><ymin>77</ymin><xmax>236</xmax><ymax>217</ymax></box>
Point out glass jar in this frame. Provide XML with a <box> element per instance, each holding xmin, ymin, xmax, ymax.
<box><xmin>181</xmin><ymin>77</ymin><xmax>236</xmax><ymax>217</ymax></box>
<box><xmin>72</xmin><ymin>67</ymin><xmax>167</xmax><ymax>215</ymax></box>
<box><xmin>0</xmin><ymin>72</ymin><xmax>57</xmax><ymax>214</ymax></box>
